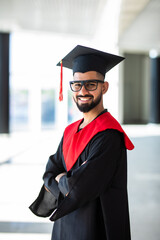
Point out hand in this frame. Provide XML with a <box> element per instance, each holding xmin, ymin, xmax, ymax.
<box><xmin>44</xmin><ymin>185</ymin><xmax>50</xmax><ymax>192</ymax></box>
<box><xmin>81</xmin><ymin>160</ymin><xmax>87</xmax><ymax>166</ymax></box>
<box><xmin>55</xmin><ymin>172</ymin><xmax>66</xmax><ymax>183</ymax></box>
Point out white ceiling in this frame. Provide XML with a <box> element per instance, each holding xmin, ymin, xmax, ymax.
<box><xmin>0</xmin><ymin>0</ymin><xmax>159</xmax><ymax>52</ymax></box>
<box><xmin>0</xmin><ymin>0</ymin><xmax>107</xmax><ymax>36</ymax></box>
<box><xmin>119</xmin><ymin>0</ymin><xmax>160</xmax><ymax>52</ymax></box>
<box><xmin>119</xmin><ymin>0</ymin><xmax>150</xmax><ymax>36</ymax></box>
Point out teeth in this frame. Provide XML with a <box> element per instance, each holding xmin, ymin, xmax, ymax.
<box><xmin>79</xmin><ymin>97</ymin><xmax>91</xmax><ymax>101</ymax></box>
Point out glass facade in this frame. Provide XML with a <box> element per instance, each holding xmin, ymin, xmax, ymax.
<box><xmin>10</xmin><ymin>89</ymin><xmax>29</xmax><ymax>131</ymax></box>
<box><xmin>41</xmin><ymin>89</ymin><xmax>56</xmax><ymax>129</ymax></box>
<box><xmin>9</xmin><ymin>32</ymin><xmax>81</xmax><ymax>133</ymax></box>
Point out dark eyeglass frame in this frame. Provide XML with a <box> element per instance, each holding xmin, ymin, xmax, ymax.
<box><xmin>69</xmin><ymin>80</ymin><xmax>104</xmax><ymax>92</ymax></box>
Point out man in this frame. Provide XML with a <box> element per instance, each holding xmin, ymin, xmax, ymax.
<box><xmin>29</xmin><ymin>45</ymin><xmax>134</xmax><ymax>240</ymax></box>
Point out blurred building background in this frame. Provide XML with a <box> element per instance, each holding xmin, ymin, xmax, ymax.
<box><xmin>0</xmin><ymin>0</ymin><xmax>160</xmax><ymax>239</ymax></box>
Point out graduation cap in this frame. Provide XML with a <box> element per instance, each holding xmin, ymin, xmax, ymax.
<box><xmin>57</xmin><ymin>45</ymin><xmax>124</xmax><ymax>101</ymax></box>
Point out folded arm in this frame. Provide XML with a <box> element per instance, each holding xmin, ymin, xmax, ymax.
<box><xmin>51</xmin><ymin>130</ymin><xmax>124</xmax><ymax>221</ymax></box>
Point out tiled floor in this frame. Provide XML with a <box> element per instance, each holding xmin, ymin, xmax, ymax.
<box><xmin>0</xmin><ymin>125</ymin><xmax>160</xmax><ymax>240</ymax></box>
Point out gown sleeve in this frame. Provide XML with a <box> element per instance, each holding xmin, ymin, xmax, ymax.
<box><xmin>29</xmin><ymin>137</ymin><xmax>66</xmax><ymax>217</ymax></box>
<box><xmin>50</xmin><ymin>129</ymin><xmax>125</xmax><ymax>221</ymax></box>
<box><xmin>43</xmin><ymin>137</ymin><xmax>66</xmax><ymax>198</ymax></box>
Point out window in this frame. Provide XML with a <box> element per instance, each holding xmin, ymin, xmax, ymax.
<box><xmin>10</xmin><ymin>89</ymin><xmax>29</xmax><ymax>131</ymax></box>
<box><xmin>41</xmin><ymin>89</ymin><xmax>56</xmax><ymax>129</ymax></box>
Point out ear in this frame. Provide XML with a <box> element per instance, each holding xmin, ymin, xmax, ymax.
<box><xmin>102</xmin><ymin>81</ymin><xmax>109</xmax><ymax>94</ymax></box>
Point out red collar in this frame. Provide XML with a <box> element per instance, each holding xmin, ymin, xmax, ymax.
<box><xmin>63</xmin><ymin>112</ymin><xmax>134</xmax><ymax>171</ymax></box>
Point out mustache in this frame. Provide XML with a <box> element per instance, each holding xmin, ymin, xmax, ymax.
<box><xmin>76</xmin><ymin>94</ymin><xmax>93</xmax><ymax>99</ymax></box>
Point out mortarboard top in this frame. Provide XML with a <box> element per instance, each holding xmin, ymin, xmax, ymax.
<box><xmin>57</xmin><ymin>45</ymin><xmax>124</xmax><ymax>77</ymax></box>
<box><xmin>57</xmin><ymin>45</ymin><xmax>125</xmax><ymax>101</ymax></box>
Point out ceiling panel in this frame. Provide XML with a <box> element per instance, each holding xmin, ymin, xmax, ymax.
<box><xmin>0</xmin><ymin>0</ymin><xmax>159</xmax><ymax>52</ymax></box>
<box><xmin>119</xmin><ymin>0</ymin><xmax>160</xmax><ymax>52</ymax></box>
<box><xmin>118</xmin><ymin>0</ymin><xmax>151</xmax><ymax>37</ymax></box>
<box><xmin>0</xmin><ymin>0</ymin><xmax>107</xmax><ymax>36</ymax></box>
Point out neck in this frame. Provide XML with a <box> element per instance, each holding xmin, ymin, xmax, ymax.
<box><xmin>80</xmin><ymin>105</ymin><xmax>104</xmax><ymax>128</ymax></box>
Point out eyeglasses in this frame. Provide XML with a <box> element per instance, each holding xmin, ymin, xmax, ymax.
<box><xmin>69</xmin><ymin>80</ymin><xmax>104</xmax><ymax>92</ymax></box>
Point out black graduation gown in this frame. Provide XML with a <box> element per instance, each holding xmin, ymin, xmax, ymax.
<box><xmin>30</xmin><ymin>129</ymin><xmax>131</xmax><ymax>240</ymax></box>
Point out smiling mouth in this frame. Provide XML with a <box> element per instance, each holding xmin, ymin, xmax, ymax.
<box><xmin>78</xmin><ymin>97</ymin><xmax>92</xmax><ymax>102</ymax></box>
<box><xmin>77</xmin><ymin>95</ymin><xmax>93</xmax><ymax>102</ymax></box>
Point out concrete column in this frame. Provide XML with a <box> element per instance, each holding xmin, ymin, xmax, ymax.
<box><xmin>0</xmin><ymin>33</ymin><xmax>10</xmax><ymax>133</ymax></box>
<box><xmin>121</xmin><ymin>53</ymin><xmax>150</xmax><ymax>124</ymax></box>
<box><xmin>149</xmin><ymin>56</ymin><xmax>160</xmax><ymax>123</ymax></box>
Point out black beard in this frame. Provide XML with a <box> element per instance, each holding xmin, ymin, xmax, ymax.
<box><xmin>74</xmin><ymin>93</ymin><xmax>102</xmax><ymax>113</ymax></box>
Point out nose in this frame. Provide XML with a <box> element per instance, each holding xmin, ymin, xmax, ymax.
<box><xmin>79</xmin><ymin>84</ymin><xmax>89</xmax><ymax>95</ymax></box>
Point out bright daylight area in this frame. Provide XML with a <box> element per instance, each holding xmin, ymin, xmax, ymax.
<box><xmin>0</xmin><ymin>0</ymin><xmax>160</xmax><ymax>239</ymax></box>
